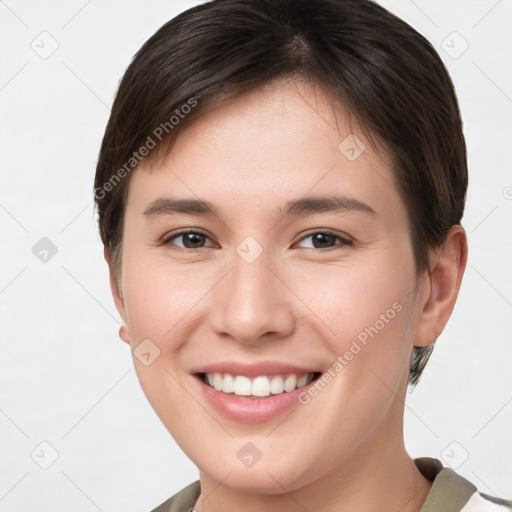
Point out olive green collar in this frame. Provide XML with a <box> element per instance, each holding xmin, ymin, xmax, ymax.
<box><xmin>415</xmin><ymin>457</ymin><xmax>476</xmax><ymax>512</ymax></box>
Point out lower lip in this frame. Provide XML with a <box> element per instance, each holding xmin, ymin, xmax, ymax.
<box><xmin>194</xmin><ymin>376</ymin><xmax>317</xmax><ymax>424</ymax></box>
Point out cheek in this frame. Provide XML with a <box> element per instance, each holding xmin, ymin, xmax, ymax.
<box><xmin>293</xmin><ymin>256</ymin><xmax>415</xmax><ymax>354</ymax></box>
<box><xmin>122</xmin><ymin>257</ymin><xmax>212</xmax><ymax>346</ymax></box>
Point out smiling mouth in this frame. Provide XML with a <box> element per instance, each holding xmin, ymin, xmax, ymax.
<box><xmin>196</xmin><ymin>372</ymin><xmax>322</xmax><ymax>398</ymax></box>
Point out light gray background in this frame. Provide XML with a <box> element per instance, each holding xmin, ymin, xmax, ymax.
<box><xmin>1</xmin><ymin>1</ymin><xmax>511</xmax><ymax>511</ymax></box>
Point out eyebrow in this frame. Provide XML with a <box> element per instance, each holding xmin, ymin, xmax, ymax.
<box><xmin>143</xmin><ymin>195</ymin><xmax>376</xmax><ymax>219</ymax></box>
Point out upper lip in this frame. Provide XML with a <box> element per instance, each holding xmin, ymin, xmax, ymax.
<box><xmin>190</xmin><ymin>361</ymin><xmax>320</xmax><ymax>378</ymax></box>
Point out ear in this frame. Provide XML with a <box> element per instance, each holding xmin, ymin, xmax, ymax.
<box><xmin>104</xmin><ymin>246</ymin><xmax>132</xmax><ymax>346</ymax></box>
<box><xmin>414</xmin><ymin>225</ymin><xmax>468</xmax><ymax>347</ymax></box>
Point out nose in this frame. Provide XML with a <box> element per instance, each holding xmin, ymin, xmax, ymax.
<box><xmin>209</xmin><ymin>247</ymin><xmax>296</xmax><ymax>346</ymax></box>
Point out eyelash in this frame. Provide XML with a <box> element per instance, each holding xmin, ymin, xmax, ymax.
<box><xmin>161</xmin><ymin>229</ymin><xmax>353</xmax><ymax>252</ymax></box>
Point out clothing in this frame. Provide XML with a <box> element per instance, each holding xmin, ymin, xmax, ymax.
<box><xmin>150</xmin><ymin>457</ymin><xmax>512</xmax><ymax>512</ymax></box>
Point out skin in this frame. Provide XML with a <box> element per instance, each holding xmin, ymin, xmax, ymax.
<box><xmin>107</xmin><ymin>78</ymin><xmax>467</xmax><ymax>512</ymax></box>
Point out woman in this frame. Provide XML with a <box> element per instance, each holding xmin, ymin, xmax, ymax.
<box><xmin>93</xmin><ymin>0</ymin><xmax>511</xmax><ymax>510</ymax></box>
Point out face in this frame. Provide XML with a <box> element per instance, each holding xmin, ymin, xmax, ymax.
<box><xmin>114</xmin><ymin>80</ymin><xmax>429</xmax><ymax>493</ymax></box>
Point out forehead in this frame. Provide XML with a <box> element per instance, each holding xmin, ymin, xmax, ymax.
<box><xmin>125</xmin><ymin>79</ymin><xmax>405</xmax><ymax>225</ymax></box>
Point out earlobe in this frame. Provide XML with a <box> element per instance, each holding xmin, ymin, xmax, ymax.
<box><xmin>104</xmin><ymin>246</ymin><xmax>132</xmax><ymax>346</ymax></box>
<box><xmin>118</xmin><ymin>325</ymin><xmax>132</xmax><ymax>345</ymax></box>
<box><xmin>413</xmin><ymin>225</ymin><xmax>468</xmax><ymax>347</ymax></box>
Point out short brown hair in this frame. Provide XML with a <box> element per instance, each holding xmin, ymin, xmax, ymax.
<box><xmin>94</xmin><ymin>0</ymin><xmax>468</xmax><ymax>385</ymax></box>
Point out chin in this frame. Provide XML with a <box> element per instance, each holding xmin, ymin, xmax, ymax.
<box><xmin>206</xmin><ymin>466</ymin><xmax>306</xmax><ymax>495</ymax></box>
<box><xmin>196</xmin><ymin>445</ymin><xmax>319</xmax><ymax>494</ymax></box>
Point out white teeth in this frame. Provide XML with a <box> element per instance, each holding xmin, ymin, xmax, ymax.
<box><xmin>297</xmin><ymin>374</ymin><xmax>309</xmax><ymax>387</ymax></box>
<box><xmin>233</xmin><ymin>376</ymin><xmax>252</xmax><ymax>396</ymax></box>
<box><xmin>252</xmin><ymin>376</ymin><xmax>271</xmax><ymax>397</ymax></box>
<box><xmin>270</xmin><ymin>375</ymin><xmax>284</xmax><ymax>394</ymax></box>
<box><xmin>213</xmin><ymin>372</ymin><xmax>223</xmax><ymax>391</ymax></box>
<box><xmin>203</xmin><ymin>372</ymin><xmax>315</xmax><ymax>397</ymax></box>
<box><xmin>223</xmin><ymin>373</ymin><xmax>234</xmax><ymax>393</ymax></box>
<box><xmin>283</xmin><ymin>374</ymin><xmax>297</xmax><ymax>392</ymax></box>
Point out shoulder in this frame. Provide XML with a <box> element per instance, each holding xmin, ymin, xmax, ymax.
<box><xmin>150</xmin><ymin>481</ymin><xmax>201</xmax><ymax>512</ymax></box>
<box><xmin>415</xmin><ymin>457</ymin><xmax>512</xmax><ymax>512</ymax></box>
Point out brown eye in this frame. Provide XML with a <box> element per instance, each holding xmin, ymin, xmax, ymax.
<box><xmin>297</xmin><ymin>231</ymin><xmax>353</xmax><ymax>250</ymax></box>
<box><xmin>162</xmin><ymin>230</ymin><xmax>213</xmax><ymax>249</ymax></box>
